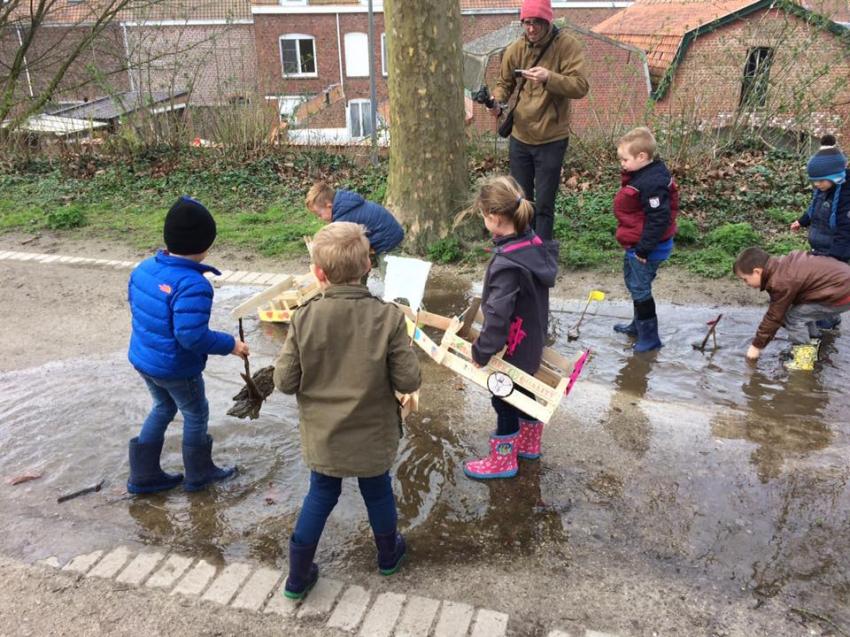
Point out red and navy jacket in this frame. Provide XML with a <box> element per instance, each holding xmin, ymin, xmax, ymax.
<box><xmin>613</xmin><ymin>159</ymin><xmax>679</xmax><ymax>259</ymax></box>
<box><xmin>472</xmin><ymin>230</ymin><xmax>558</xmax><ymax>375</ymax></box>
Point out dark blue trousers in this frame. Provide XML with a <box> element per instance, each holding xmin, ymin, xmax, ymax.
<box><xmin>292</xmin><ymin>470</ymin><xmax>397</xmax><ymax>546</ymax></box>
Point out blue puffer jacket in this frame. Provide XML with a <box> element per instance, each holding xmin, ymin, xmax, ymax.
<box><xmin>332</xmin><ymin>190</ymin><xmax>404</xmax><ymax>255</ymax></box>
<box><xmin>798</xmin><ymin>171</ymin><xmax>850</xmax><ymax>262</ymax></box>
<box><xmin>128</xmin><ymin>251</ymin><xmax>235</xmax><ymax>379</ymax></box>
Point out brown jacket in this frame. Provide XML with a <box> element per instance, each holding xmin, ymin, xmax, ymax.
<box><xmin>753</xmin><ymin>251</ymin><xmax>850</xmax><ymax>348</ymax></box>
<box><xmin>273</xmin><ymin>285</ymin><xmax>421</xmax><ymax>477</ymax></box>
<box><xmin>493</xmin><ymin>27</ymin><xmax>589</xmax><ymax>145</ymax></box>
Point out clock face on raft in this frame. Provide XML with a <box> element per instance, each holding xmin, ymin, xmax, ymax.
<box><xmin>487</xmin><ymin>371</ymin><xmax>514</xmax><ymax>397</ymax></box>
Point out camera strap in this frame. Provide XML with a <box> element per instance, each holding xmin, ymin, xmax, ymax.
<box><xmin>503</xmin><ymin>25</ymin><xmax>560</xmax><ymax>119</ymax></box>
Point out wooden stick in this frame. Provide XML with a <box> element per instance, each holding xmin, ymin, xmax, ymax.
<box><xmin>57</xmin><ymin>480</ymin><xmax>104</xmax><ymax>503</ymax></box>
<box><xmin>697</xmin><ymin>313</ymin><xmax>723</xmax><ymax>351</ymax></box>
<box><xmin>238</xmin><ymin>318</ymin><xmax>262</xmax><ymax>401</ymax></box>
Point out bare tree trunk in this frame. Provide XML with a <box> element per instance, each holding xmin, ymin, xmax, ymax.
<box><xmin>384</xmin><ymin>0</ymin><xmax>468</xmax><ymax>253</ymax></box>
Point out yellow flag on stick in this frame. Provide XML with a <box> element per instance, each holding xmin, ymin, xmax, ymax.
<box><xmin>587</xmin><ymin>290</ymin><xmax>605</xmax><ymax>302</ymax></box>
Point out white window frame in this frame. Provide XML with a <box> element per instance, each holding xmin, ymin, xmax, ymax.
<box><xmin>347</xmin><ymin>99</ymin><xmax>373</xmax><ymax>139</ymax></box>
<box><xmin>278</xmin><ymin>0</ymin><xmax>307</xmax><ymax>5</ymax></box>
<box><xmin>381</xmin><ymin>33</ymin><xmax>388</xmax><ymax>77</ymax></box>
<box><xmin>279</xmin><ymin>34</ymin><xmax>317</xmax><ymax>78</ymax></box>
<box><xmin>344</xmin><ymin>32</ymin><xmax>369</xmax><ymax>78</ymax></box>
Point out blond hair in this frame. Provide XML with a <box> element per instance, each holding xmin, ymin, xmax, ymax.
<box><xmin>311</xmin><ymin>221</ymin><xmax>370</xmax><ymax>284</ymax></box>
<box><xmin>475</xmin><ymin>175</ymin><xmax>534</xmax><ymax>234</ymax></box>
<box><xmin>306</xmin><ymin>181</ymin><xmax>335</xmax><ymax>211</ymax></box>
<box><xmin>618</xmin><ymin>127</ymin><xmax>657</xmax><ymax>159</ymax></box>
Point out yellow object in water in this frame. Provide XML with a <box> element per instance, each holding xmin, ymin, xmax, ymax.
<box><xmin>588</xmin><ymin>290</ymin><xmax>605</xmax><ymax>302</ymax></box>
<box><xmin>784</xmin><ymin>342</ymin><xmax>819</xmax><ymax>371</ymax></box>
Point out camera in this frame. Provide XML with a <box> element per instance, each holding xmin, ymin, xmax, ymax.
<box><xmin>472</xmin><ymin>85</ymin><xmax>496</xmax><ymax>109</ymax></box>
<box><xmin>513</xmin><ymin>69</ymin><xmax>525</xmax><ymax>78</ymax></box>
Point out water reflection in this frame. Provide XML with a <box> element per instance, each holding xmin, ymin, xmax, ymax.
<box><xmin>712</xmin><ymin>368</ymin><xmax>832</xmax><ymax>482</ymax></box>
<box><xmin>602</xmin><ymin>353</ymin><xmax>653</xmax><ymax>457</ymax></box>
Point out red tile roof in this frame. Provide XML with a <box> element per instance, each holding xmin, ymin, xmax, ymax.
<box><xmin>592</xmin><ymin>0</ymin><xmax>759</xmax><ymax>78</ymax></box>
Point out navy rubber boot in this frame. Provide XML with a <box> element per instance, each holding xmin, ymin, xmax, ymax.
<box><xmin>613</xmin><ymin>319</ymin><xmax>637</xmax><ymax>336</ymax></box>
<box><xmin>127</xmin><ymin>437</ymin><xmax>183</xmax><ymax>495</ymax></box>
<box><xmin>633</xmin><ymin>317</ymin><xmax>662</xmax><ymax>352</ymax></box>
<box><xmin>815</xmin><ymin>315</ymin><xmax>841</xmax><ymax>331</ymax></box>
<box><xmin>374</xmin><ymin>531</ymin><xmax>406</xmax><ymax>575</ymax></box>
<box><xmin>182</xmin><ymin>435</ymin><xmax>236</xmax><ymax>492</ymax></box>
<box><xmin>284</xmin><ymin>536</ymin><xmax>319</xmax><ymax>600</ymax></box>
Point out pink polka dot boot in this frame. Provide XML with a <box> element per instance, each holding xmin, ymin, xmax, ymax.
<box><xmin>516</xmin><ymin>418</ymin><xmax>544</xmax><ymax>460</ymax></box>
<box><xmin>463</xmin><ymin>432</ymin><xmax>519</xmax><ymax>479</ymax></box>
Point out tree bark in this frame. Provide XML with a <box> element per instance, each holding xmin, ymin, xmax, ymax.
<box><xmin>384</xmin><ymin>0</ymin><xmax>468</xmax><ymax>253</ymax></box>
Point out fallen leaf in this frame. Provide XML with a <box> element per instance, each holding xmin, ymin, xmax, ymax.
<box><xmin>6</xmin><ymin>471</ymin><xmax>42</xmax><ymax>486</ymax></box>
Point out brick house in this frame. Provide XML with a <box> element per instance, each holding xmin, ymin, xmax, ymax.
<box><xmin>593</xmin><ymin>0</ymin><xmax>850</xmax><ymax>141</ymax></box>
<box><xmin>1</xmin><ymin>0</ymin><xmax>257</xmax><ymax>108</ymax></box>
<box><xmin>250</xmin><ymin>0</ymin><xmax>631</xmax><ymax>143</ymax></box>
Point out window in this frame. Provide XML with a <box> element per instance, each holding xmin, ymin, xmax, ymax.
<box><xmin>381</xmin><ymin>33</ymin><xmax>388</xmax><ymax>77</ymax></box>
<box><xmin>279</xmin><ymin>35</ymin><xmax>317</xmax><ymax>77</ymax></box>
<box><xmin>739</xmin><ymin>47</ymin><xmax>773</xmax><ymax>109</ymax></box>
<box><xmin>344</xmin><ymin>32</ymin><xmax>369</xmax><ymax>78</ymax></box>
<box><xmin>348</xmin><ymin>99</ymin><xmax>373</xmax><ymax>138</ymax></box>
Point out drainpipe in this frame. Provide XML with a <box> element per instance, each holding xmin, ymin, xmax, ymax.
<box><xmin>121</xmin><ymin>23</ymin><xmax>136</xmax><ymax>93</ymax></box>
<box><xmin>336</xmin><ymin>13</ymin><xmax>344</xmax><ymax>88</ymax></box>
<box><xmin>16</xmin><ymin>26</ymin><xmax>34</xmax><ymax>98</ymax></box>
<box><xmin>367</xmin><ymin>0</ymin><xmax>377</xmax><ymax>164</ymax></box>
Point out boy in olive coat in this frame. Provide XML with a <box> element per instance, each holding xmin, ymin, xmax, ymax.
<box><xmin>274</xmin><ymin>221</ymin><xmax>421</xmax><ymax>600</ymax></box>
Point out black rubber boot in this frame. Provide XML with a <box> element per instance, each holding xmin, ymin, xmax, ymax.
<box><xmin>374</xmin><ymin>530</ymin><xmax>406</xmax><ymax>575</ymax></box>
<box><xmin>284</xmin><ymin>536</ymin><xmax>319</xmax><ymax>600</ymax></box>
<box><xmin>127</xmin><ymin>437</ymin><xmax>183</xmax><ymax>495</ymax></box>
<box><xmin>182</xmin><ymin>435</ymin><xmax>236</xmax><ymax>492</ymax></box>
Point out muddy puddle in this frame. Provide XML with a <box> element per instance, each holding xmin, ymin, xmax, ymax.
<box><xmin>1</xmin><ymin>270</ymin><xmax>848</xmax><ymax>622</ymax></box>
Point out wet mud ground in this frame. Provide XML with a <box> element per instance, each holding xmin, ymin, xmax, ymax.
<box><xmin>1</xmin><ymin>263</ymin><xmax>849</xmax><ymax>636</ymax></box>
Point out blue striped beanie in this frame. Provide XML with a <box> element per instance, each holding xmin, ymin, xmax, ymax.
<box><xmin>807</xmin><ymin>134</ymin><xmax>847</xmax><ymax>184</ymax></box>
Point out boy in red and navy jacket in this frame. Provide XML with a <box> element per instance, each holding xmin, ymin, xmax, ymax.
<box><xmin>612</xmin><ymin>127</ymin><xmax>679</xmax><ymax>352</ymax></box>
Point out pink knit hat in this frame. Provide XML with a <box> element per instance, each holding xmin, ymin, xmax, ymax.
<box><xmin>520</xmin><ymin>0</ymin><xmax>553</xmax><ymax>23</ymax></box>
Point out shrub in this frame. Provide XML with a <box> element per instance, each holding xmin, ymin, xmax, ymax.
<box><xmin>45</xmin><ymin>205</ymin><xmax>86</xmax><ymax>229</ymax></box>
<box><xmin>685</xmin><ymin>246</ymin><xmax>735</xmax><ymax>279</ymax></box>
<box><xmin>675</xmin><ymin>217</ymin><xmax>699</xmax><ymax>244</ymax></box>
<box><xmin>427</xmin><ymin>236</ymin><xmax>463</xmax><ymax>263</ymax></box>
<box><xmin>705</xmin><ymin>222</ymin><xmax>760</xmax><ymax>255</ymax></box>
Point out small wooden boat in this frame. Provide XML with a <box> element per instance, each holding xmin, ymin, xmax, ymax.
<box><xmin>397</xmin><ymin>301</ymin><xmax>589</xmax><ymax>424</ymax></box>
<box><xmin>231</xmin><ymin>272</ymin><xmax>321</xmax><ymax>323</ymax></box>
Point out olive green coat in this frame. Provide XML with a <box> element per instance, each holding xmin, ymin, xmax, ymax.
<box><xmin>273</xmin><ymin>285</ymin><xmax>421</xmax><ymax>477</ymax></box>
<box><xmin>493</xmin><ymin>28</ymin><xmax>589</xmax><ymax>145</ymax></box>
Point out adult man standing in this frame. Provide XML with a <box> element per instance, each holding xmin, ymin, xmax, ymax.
<box><xmin>489</xmin><ymin>0</ymin><xmax>589</xmax><ymax>242</ymax></box>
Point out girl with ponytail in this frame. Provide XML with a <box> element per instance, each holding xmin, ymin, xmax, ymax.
<box><xmin>464</xmin><ymin>175</ymin><xmax>560</xmax><ymax>480</ymax></box>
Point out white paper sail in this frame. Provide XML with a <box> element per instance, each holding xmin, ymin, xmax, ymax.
<box><xmin>382</xmin><ymin>255</ymin><xmax>432</xmax><ymax>312</ymax></box>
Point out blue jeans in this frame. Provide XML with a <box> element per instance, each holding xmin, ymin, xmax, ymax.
<box><xmin>293</xmin><ymin>471</ymin><xmax>397</xmax><ymax>546</ymax></box>
<box><xmin>623</xmin><ymin>253</ymin><xmax>661</xmax><ymax>303</ymax></box>
<box><xmin>137</xmin><ymin>372</ymin><xmax>209</xmax><ymax>447</ymax></box>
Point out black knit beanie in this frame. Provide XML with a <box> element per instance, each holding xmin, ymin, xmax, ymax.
<box><xmin>163</xmin><ymin>196</ymin><xmax>217</xmax><ymax>255</ymax></box>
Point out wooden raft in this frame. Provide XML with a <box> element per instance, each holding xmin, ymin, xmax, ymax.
<box><xmin>231</xmin><ymin>272</ymin><xmax>321</xmax><ymax>322</ymax></box>
<box><xmin>397</xmin><ymin>304</ymin><xmax>589</xmax><ymax>424</ymax></box>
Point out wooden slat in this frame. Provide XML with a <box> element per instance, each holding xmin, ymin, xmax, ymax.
<box><xmin>230</xmin><ymin>275</ymin><xmax>293</xmax><ymax>319</ymax></box>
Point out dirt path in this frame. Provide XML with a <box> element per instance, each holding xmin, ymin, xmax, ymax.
<box><xmin>0</xmin><ymin>231</ymin><xmax>763</xmax><ymax>373</ymax></box>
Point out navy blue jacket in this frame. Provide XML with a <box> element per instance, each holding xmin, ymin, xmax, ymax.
<box><xmin>332</xmin><ymin>190</ymin><xmax>404</xmax><ymax>255</ymax></box>
<box><xmin>472</xmin><ymin>230</ymin><xmax>558</xmax><ymax>375</ymax></box>
<box><xmin>128</xmin><ymin>251</ymin><xmax>235</xmax><ymax>379</ymax></box>
<box><xmin>798</xmin><ymin>171</ymin><xmax>850</xmax><ymax>262</ymax></box>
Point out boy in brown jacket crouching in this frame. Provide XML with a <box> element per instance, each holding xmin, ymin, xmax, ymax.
<box><xmin>734</xmin><ymin>247</ymin><xmax>850</xmax><ymax>370</ymax></box>
<box><xmin>274</xmin><ymin>221</ymin><xmax>421</xmax><ymax>599</ymax></box>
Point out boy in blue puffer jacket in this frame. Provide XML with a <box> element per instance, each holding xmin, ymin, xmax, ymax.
<box><xmin>790</xmin><ymin>135</ymin><xmax>850</xmax><ymax>330</ymax></box>
<box><xmin>127</xmin><ymin>196</ymin><xmax>249</xmax><ymax>494</ymax></box>
<box><xmin>306</xmin><ymin>182</ymin><xmax>404</xmax><ymax>256</ymax></box>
